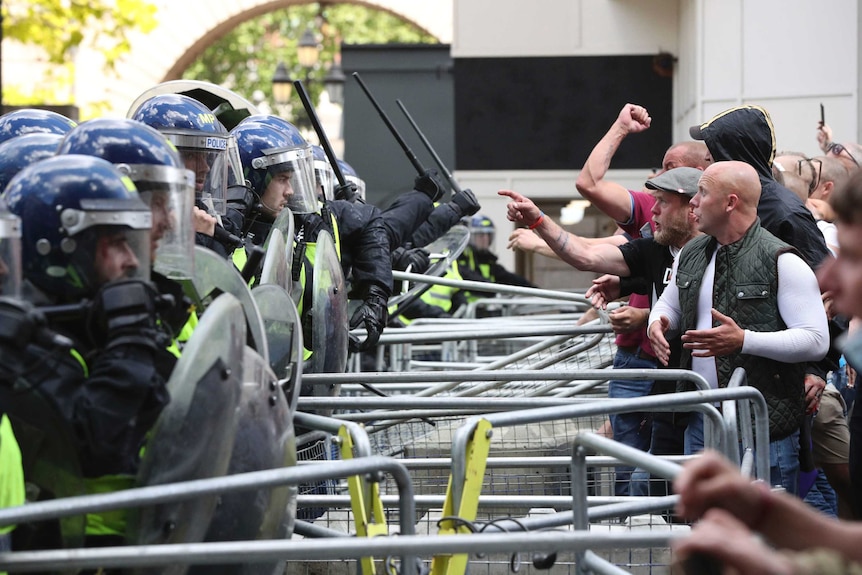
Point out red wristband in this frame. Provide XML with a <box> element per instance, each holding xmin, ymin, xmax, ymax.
<box><xmin>528</xmin><ymin>212</ymin><xmax>545</xmax><ymax>230</ymax></box>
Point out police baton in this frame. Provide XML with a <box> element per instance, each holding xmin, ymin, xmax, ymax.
<box><xmin>395</xmin><ymin>99</ymin><xmax>462</xmax><ymax>194</ymax></box>
<box><xmin>293</xmin><ymin>80</ymin><xmax>352</xmax><ymax>199</ymax></box>
<box><xmin>352</xmin><ymin>72</ymin><xmax>426</xmax><ymax>175</ymax></box>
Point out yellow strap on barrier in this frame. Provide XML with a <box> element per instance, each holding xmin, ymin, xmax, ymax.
<box><xmin>338</xmin><ymin>425</ymin><xmax>388</xmax><ymax>575</ymax></box>
<box><xmin>431</xmin><ymin>418</ymin><xmax>493</xmax><ymax>575</ymax></box>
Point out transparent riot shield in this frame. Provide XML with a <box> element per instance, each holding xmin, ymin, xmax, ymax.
<box><xmin>259</xmin><ymin>206</ymin><xmax>295</xmax><ymax>292</ymax></box>
<box><xmin>310</xmin><ymin>230</ymin><xmax>348</xmax><ymax>375</ymax></box>
<box><xmin>190</xmin><ymin>245</ymin><xmax>269</xmax><ymax>361</ymax></box>
<box><xmin>126</xmin><ymin>292</ymin><xmax>245</xmax><ymax>558</ymax></box>
<box><xmin>187</xmin><ymin>346</ymin><xmax>297</xmax><ymax>575</ymax></box>
<box><xmin>126</xmin><ymin>80</ymin><xmax>259</xmax><ymax>131</ymax></box>
<box><xmin>251</xmin><ymin>284</ymin><xmax>303</xmax><ymax>417</ymax></box>
<box><xmin>388</xmin><ymin>223</ymin><xmax>471</xmax><ymax>313</ymax></box>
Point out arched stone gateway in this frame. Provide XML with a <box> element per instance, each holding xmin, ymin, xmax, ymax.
<box><xmin>75</xmin><ymin>0</ymin><xmax>452</xmax><ymax>117</ymax></box>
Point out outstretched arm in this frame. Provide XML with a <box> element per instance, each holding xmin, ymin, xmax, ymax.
<box><xmin>499</xmin><ymin>189</ymin><xmax>631</xmax><ymax>276</ymax></box>
<box><xmin>575</xmin><ymin>103</ymin><xmax>652</xmax><ymax>223</ymax></box>
<box><xmin>674</xmin><ymin>450</ymin><xmax>862</xmax><ymax>559</ymax></box>
<box><xmin>508</xmin><ymin>227</ymin><xmax>627</xmax><ymax>260</ymax></box>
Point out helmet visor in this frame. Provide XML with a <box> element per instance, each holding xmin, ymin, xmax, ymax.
<box><xmin>127</xmin><ymin>164</ymin><xmax>196</xmax><ymax>280</ymax></box>
<box><xmin>90</xmin><ymin>226</ymin><xmax>152</xmax><ymax>285</ymax></box>
<box><xmin>62</xmin><ymin>199</ymin><xmax>152</xmax><ymax>285</ymax></box>
<box><xmin>0</xmin><ymin>212</ymin><xmax>22</xmax><ymax>297</ymax></box>
<box><xmin>469</xmin><ymin>227</ymin><xmax>494</xmax><ymax>252</ymax></box>
<box><xmin>170</xmin><ymin>132</ymin><xmax>231</xmax><ymax>216</ymax></box>
<box><xmin>251</xmin><ymin>144</ymin><xmax>318</xmax><ymax>214</ymax></box>
<box><xmin>314</xmin><ymin>159</ymin><xmax>335</xmax><ymax>202</ymax></box>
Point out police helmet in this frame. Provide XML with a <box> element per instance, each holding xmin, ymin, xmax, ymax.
<box><xmin>126</xmin><ymin>80</ymin><xmax>260</xmax><ymax>132</ymax></box>
<box><xmin>335</xmin><ymin>158</ymin><xmax>365</xmax><ymax>202</ymax></box>
<box><xmin>129</xmin><ymin>94</ymin><xmax>240</xmax><ymax>215</ymax></box>
<box><xmin>57</xmin><ymin>118</ymin><xmax>196</xmax><ymax>279</ymax></box>
<box><xmin>0</xmin><ymin>109</ymin><xmax>77</xmax><ymax>145</ymax></box>
<box><xmin>5</xmin><ymin>155</ymin><xmax>152</xmax><ymax>302</ymax></box>
<box><xmin>0</xmin><ymin>133</ymin><xmax>63</xmax><ymax>193</ymax></box>
<box><xmin>231</xmin><ymin>119</ymin><xmax>318</xmax><ymax>216</ymax></box>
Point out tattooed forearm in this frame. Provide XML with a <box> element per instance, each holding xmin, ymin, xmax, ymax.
<box><xmin>557</xmin><ymin>230</ymin><xmax>570</xmax><ymax>252</ymax></box>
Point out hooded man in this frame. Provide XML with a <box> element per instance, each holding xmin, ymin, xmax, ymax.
<box><xmin>689</xmin><ymin>105</ymin><xmax>830</xmax><ymax>270</ymax></box>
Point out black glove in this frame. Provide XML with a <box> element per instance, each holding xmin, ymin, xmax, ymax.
<box><xmin>87</xmin><ymin>279</ymin><xmax>163</xmax><ymax>351</ymax></box>
<box><xmin>413</xmin><ymin>169</ymin><xmax>445</xmax><ymax>202</ymax></box>
<box><xmin>0</xmin><ymin>297</ymin><xmax>68</xmax><ymax>350</ymax></box>
<box><xmin>392</xmin><ymin>246</ymin><xmax>431</xmax><ymax>274</ymax></box>
<box><xmin>450</xmin><ymin>188</ymin><xmax>480</xmax><ymax>218</ymax></box>
<box><xmin>348</xmin><ymin>284</ymin><xmax>389</xmax><ymax>353</ymax></box>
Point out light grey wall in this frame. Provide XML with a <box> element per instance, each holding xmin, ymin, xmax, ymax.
<box><xmin>452</xmin><ymin>0</ymin><xmax>859</xmax><ymax>273</ymax></box>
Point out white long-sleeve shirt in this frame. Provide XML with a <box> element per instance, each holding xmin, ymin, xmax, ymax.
<box><xmin>648</xmin><ymin>250</ymin><xmax>829</xmax><ymax>390</ymax></box>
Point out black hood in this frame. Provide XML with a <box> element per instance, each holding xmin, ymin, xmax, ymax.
<box><xmin>690</xmin><ymin>105</ymin><xmax>776</xmax><ymax>182</ymax></box>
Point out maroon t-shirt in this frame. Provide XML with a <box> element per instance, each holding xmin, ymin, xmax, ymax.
<box><xmin>613</xmin><ymin>190</ymin><xmax>655</xmax><ymax>357</ymax></box>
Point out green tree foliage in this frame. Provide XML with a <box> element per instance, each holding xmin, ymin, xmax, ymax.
<box><xmin>2</xmin><ymin>0</ymin><xmax>157</xmax><ymax>110</ymax></box>
<box><xmin>182</xmin><ymin>3</ymin><xmax>436</xmax><ymax>115</ymax></box>
<box><xmin>3</xmin><ymin>0</ymin><xmax>157</xmax><ymax>69</ymax></box>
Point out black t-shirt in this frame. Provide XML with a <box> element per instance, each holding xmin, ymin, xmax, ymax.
<box><xmin>618</xmin><ymin>237</ymin><xmax>676</xmax><ymax>304</ymax></box>
<box><xmin>618</xmin><ymin>237</ymin><xmax>681</xmax><ymax>393</ymax></box>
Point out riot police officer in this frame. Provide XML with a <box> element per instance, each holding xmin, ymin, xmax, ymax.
<box><xmin>55</xmin><ymin>117</ymin><xmax>198</xmax><ymax>347</ymax></box>
<box><xmin>0</xmin><ymin>204</ymin><xmax>24</xmax><ymax>557</ymax></box>
<box><xmin>457</xmin><ymin>214</ymin><xmax>534</xmax><ymax>302</ymax></box>
<box><xmin>2</xmin><ymin>155</ymin><xmax>174</xmax><ymax>545</ymax></box>
<box><xmin>130</xmin><ymin>94</ymin><xmax>244</xmax><ymax>259</ymax></box>
<box><xmin>232</xmin><ymin>116</ymin><xmax>393</xmax><ymax>357</ymax></box>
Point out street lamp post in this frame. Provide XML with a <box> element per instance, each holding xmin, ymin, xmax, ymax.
<box><xmin>270</xmin><ymin>24</ymin><xmax>345</xmax><ymax>142</ymax></box>
<box><xmin>271</xmin><ymin>61</ymin><xmax>293</xmax><ymax>106</ymax></box>
<box><xmin>323</xmin><ymin>60</ymin><xmax>346</xmax><ymax>106</ymax></box>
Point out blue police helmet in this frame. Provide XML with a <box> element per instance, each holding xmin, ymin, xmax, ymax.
<box><xmin>4</xmin><ymin>155</ymin><xmax>152</xmax><ymax>301</ymax></box>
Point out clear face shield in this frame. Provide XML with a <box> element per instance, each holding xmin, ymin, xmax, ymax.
<box><xmin>469</xmin><ymin>228</ymin><xmax>495</xmax><ymax>253</ymax></box>
<box><xmin>252</xmin><ymin>143</ymin><xmax>318</xmax><ymax>214</ymax></box>
<box><xmin>0</xmin><ymin>210</ymin><xmax>22</xmax><ymax>297</ymax></box>
<box><xmin>120</xmin><ymin>163</ymin><xmax>196</xmax><ymax>280</ymax></box>
<box><xmin>169</xmin><ymin>131</ymin><xmax>232</xmax><ymax>216</ymax></box>
<box><xmin>314</xmin><ymin>159</ymin><xmax>336</xmax><ymax>202</ymax></box>
<box><xmin>345</xmin><ymin>174</ymin><xmax>366</xmax><ymax>202</ymax></box>
<box><xmin>62</xmin><ymin>198</ymin><xmax>153</xmax><ymax>285</ymax></box>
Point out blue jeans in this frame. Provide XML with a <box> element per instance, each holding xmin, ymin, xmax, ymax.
<box><xmin>768</xmin><ymin>431</ymin><xmax>801</xmax><ymax>496</ymax></box>
<box><xmin>608</xmin><ymin>348</ymin><xmax>656</xmax><ymax>496</ymax></box>
<box><xmin>803</xmin><ymin>469</ymin><xmax>838</xmax><ymax>516</ymax></box>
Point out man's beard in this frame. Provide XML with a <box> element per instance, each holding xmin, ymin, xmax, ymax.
<box><xmin>654</xmin><ymin>214</ymin><xmax>693</xmax><ymax>247</ymax></box>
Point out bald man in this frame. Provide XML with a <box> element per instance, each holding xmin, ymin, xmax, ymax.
<box><xmin>648</xmin><ymin>161</ymin><xmax>830</xmax><ymax>495</ymax></box>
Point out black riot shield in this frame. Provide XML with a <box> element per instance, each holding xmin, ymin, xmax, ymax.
<box><xmin>190</xmin><ymin>245</ymin><xmax>269</xmax><ymax>360</ymax></box>
<box><xmin>126</xmin><ymin>293</ymin><xmax>245</xmax><ymax>562</ymax></box>
<box><xmin>258</xmin><ymin>207</ymin><xmax>294</xmax><ymax>293</ymax></box>
<box><xmin>388</xmin><ymin>223</ymin><xmax>471</xmax><ymax>312</ymax></box>
<box><xmin>187</xmin><ymin>347</ymin><xmax>296</xmax><ymax>575</ymax></box>
<box><xmin>126</xmin><ymin>80</ymin><xmax>259</xmax><ymax>131</ymax></box>
<box><xmin>251</xmin><ymin>284</ymin><xmax>303</xmax><ymax>417</ymax></box>
<box><xmin>310</xmin><ymin>230</ymin><xmax>348</xmax><ymax>375</ymax></box>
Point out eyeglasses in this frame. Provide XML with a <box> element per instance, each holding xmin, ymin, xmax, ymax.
<box><xmin>827</xmin><ymin>142</ymin><xmax>861</xmax><ymax>167</ymax></box>
<box><xmin>797</xmin><ymin>157</ymin><xmax>822</xmax><ymax>197</ymax></box>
